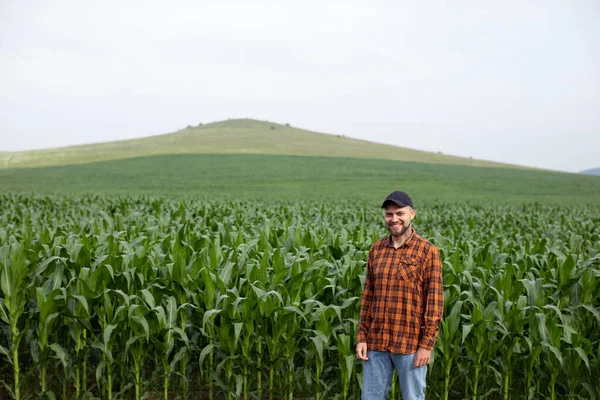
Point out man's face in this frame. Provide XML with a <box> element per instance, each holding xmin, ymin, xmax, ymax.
<box><xmin>384</xmin><ymin>203</ymin><xmax>415</xmax><ymax>237</ymax></box>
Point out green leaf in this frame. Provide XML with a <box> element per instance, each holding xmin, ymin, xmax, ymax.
<box><xmin>235</xmin><ymin>374</ymin><xmax>243</xmax><ymax>398</ymax></box>
<box><xmin>219</xmin><ymin>261</ymin><xmax>233</xmax><ymax>286</ymax></box>
<box><xmin>36</xmin><ymin>256</ymin><xmax>61</xmax><ymax>276</ymax></box>
<box><xmin>103</xmin><ymin>324</ymin><xmax>116</xmax><ymax>347</ymax></box>
<box><xmin>234</xmin><ymin>322</ymin><xmax>243</xmax><ymax>347</ymax></box>
<box><xmin>72</xmin><ymin>295</ymin><xmax>90</xmax><ymax>316</ymax></box>
<box><xmin>112</xmin><ymin>289</ymin><xmax>131</xmax><ymax>308</ymax></box>
<box><xmin>125</xmin><ymin>336</ymin><xmax>139</xmax><ymax>354</ymax></box>
<box><xmin>344</xmin><ymin>354</ymin><xmax>355</xmax><ymax>380</ymax></box>
<box><xmin>155</xmin><ymin>306</ymin><xmax>167</xmax><ymax>329</ymax></box>
<box><xmin>572</xmin><ymin>347</ymin><xmax>590</xmax><ymax>371</ymax></box>
<box><xmin>447</xmin><ymin>300</ymin><xmax>463</xmax><ymax>335</ymax></box>
<box><xmin>311</xmin><ymin>336</ymin><xmax>324</xmax><ymax>362</ymax></box>
<box><xmin>0</xmin><ymin>262</ymin><xmax>10</xmax><ymax>298</ymax></box>
<box><xmin>169</xmin><ymin>346</ymin><xmax>188</xmax><ymax>372</ymax></box>
<box><xmin>578</xmin><ymin>304</ymin><xmax>600</xmax><ymax>325</ymax></box>
<box><xmin>0</xmin><ymin>345</ymin><xmax>12</xmax><ymax>364</ymax></box>
<box><xmin>44</xmin><ymin>313</ymin><xmax>60</xmax><ymax>333</ymax></box>
<box><xmin>104</xmin><ymin>264</ymin><xmax>115</xmax><ymax>281</ymax></box>
<box><xmin>172</xmin><ymin>327</ymin><xmax>189</xmax><ymax>346</ymax></box>
<box><xmin>132</xmin><ymin>315</ymin><xmax>150</xmax><ymax>342</ymax></box>
<box><xmin>0</xmin><ymin>378</ymin><xmax>15</xmax><ymax>399</ymax></box>
<box><xmin>49</xmin><ymin>343</ymin><xmax>69</xmax><ymax>368</ymax></box>
<box><xmin>462</xmin><ymin>324</ymin><xmax>473</xmax><ymax>344</ymax></box>
<box><xmin>541</xmin><ymin>340</ymin><xmax>563</xmax><ymax>365</ymax></box>
<box><xmin>202</xmin><ymin>309</ymin><xmax>221</xmax><ymax>330</ymax></box>
<box><xmin>340</xmin><ymin>296</ymin><xmax>359</xmax><ymax>309</ymax></box>
<box><xmin>166</xmin><ymin>296</ymin><xmax>177</xmax><ymax>328</ymax></box>
<box><xmin>96</xmin><ymin>360</ymin><xmax>106</xmax><ymax>385</ymax></box>
<box><xmin>140</xmin><ymin>289</ymin><xmax>155</xmax><ymax>310</ymax></box>
<box><xmin>199</xmin><ymin>344</ymin><xmax>215</xmax><ymax>367</ymax></box>
<box><xmin>0</xmin><ymin>298</ymin><xmax>9</xmax><ymax>324</ymax></box>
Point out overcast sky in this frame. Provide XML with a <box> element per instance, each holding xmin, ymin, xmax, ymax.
<box><xmin>1</xmin><ymin>1</ymin><xmax>598</xmax><ymax>172</ymax></box>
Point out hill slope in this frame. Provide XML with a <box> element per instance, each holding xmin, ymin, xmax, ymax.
<box><xmin>1</xmin><ymin>154</ymin><xmax>597</xmax><ymax>204</ymax></box>
<box><xmin>1</xmin><ymin>119</ymin><xmax>526</xmax><ymax>169</ymax></box>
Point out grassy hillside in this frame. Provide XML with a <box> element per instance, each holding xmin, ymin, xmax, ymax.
<box><xmin>1</xmin><ymin>153</ymin><xmax>598</xmax><ymax>204</ymax></box>
<box><xmin>1</xmin><ymin>119</ymin><xmax>526</xmax><ymax>169</ymax></box>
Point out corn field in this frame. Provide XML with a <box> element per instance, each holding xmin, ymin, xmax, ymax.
<box><xmin>0</xmin><ymin>194</ymin><xmax>598</xmax><ymax>399</ymax></box>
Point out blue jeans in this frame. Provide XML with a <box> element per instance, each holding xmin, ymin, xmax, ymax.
<box><xmin>362</xmin><ymin>351</ymin><xmax>427</xmax><ymax>400</ymax></box>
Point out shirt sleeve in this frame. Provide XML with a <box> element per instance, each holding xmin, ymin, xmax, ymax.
<box><xmin>357</xmin><ymin>247</ymin><xmax>375</xmax><ymax>344</ymax></box>
<box><xmin>419</xmin><ymin>246</ymin><xmax>444</xmax><ymax>350</ymax></box>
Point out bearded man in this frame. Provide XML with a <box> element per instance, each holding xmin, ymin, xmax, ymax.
<box><xmin>356</xmin><ymin>190</ymin><xmax>444</xmax><ymax>400</ymax></box>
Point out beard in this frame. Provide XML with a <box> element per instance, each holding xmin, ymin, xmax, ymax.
<box><xmin>389</xmin><ymin>220</ymin><xmax>411</xmax><ymax>238</ymax></box>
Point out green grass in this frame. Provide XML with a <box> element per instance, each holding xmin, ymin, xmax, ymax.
<box><xmin>1</xmin><ymin>153</ymin><xmax>598</xmax><ymax>204</ymax></box>
<box><xmin>0</xmin><ymin>119</ymin><xmax>528</xmax><ymax>169</ymax></box>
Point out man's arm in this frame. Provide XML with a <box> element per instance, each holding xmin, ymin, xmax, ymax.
<box><xmin>419</xmin><ymin>246</ymin><xmax>444</xmax><ymax>350</ymax></box>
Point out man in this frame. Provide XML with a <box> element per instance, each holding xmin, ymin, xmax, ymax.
<box><xmin>356</xmin><ymin>190</ymin><xmax>443</xmax><ymax>400</ymax></box>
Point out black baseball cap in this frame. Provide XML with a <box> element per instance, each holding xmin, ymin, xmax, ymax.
<box><xmin>381</xmin><ymin>191</ymin><xmax>414</xmax><ymax>209</ymax></box>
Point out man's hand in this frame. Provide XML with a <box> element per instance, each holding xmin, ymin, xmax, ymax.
<box><xmin>356</xmin><ymin>343</ymin><xmax>368</xmax><ymax>361</ymax></box>
<box><xmin>413</xmin><ymin>347</ymin><xmax>431</xmax><ymax>368</ymax></box>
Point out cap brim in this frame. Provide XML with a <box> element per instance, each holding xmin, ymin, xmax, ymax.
<box><xmin>381</xmin><ymin>199</ymin><xmax>409</xmax><ymax>208</ymax></box>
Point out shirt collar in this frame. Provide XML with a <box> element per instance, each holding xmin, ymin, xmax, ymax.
<box><xmin>386</xmin><ymin>227</ymin><xmax>416</xmax><ymax>248</ymax></box>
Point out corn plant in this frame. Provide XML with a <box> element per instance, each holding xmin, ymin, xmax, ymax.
<box><xmin>0</xmin><ymin>242</ymin><xmax>36</xmax><ymax>400</ymax></box>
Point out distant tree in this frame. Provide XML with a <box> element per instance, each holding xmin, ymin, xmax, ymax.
<box><xmin>270</xmin><ymin>126</ymin><xmax>276</xmax><ymax>130</ymax></box>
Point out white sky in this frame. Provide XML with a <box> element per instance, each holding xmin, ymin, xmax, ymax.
<box><xmin>1</xmin><ymin>0</ymin><xmax>598</xmax><ymax>172</ymax></box>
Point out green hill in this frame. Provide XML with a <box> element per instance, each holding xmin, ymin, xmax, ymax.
<box><xmin>1</xmin><ymin>153</ymin><xmax>598</xmax><ymax>204</ymax></box>
<box><xmin>1</xmin><ymin>119</ymin><xmax>527</xmax><ymax>169</ymax></box>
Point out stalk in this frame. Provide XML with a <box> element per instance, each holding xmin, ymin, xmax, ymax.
<box><xmin>12</xmin><ymin>330</ymin><xmax>20</xmax><ymax>400</ymax></box>
<box><xmin>472</xmin><ymin>365</ymin><xmax>480</xmax><ymax>400</ymax></box>
<box><xmin>178</xmin><ymin>308</ymin><xmax>187</xmax><ymax>400</ymax></box>
<box><xmin>549</xmin><ymin>371</ymin><xmax>558</xmax><ymax>400</ymax></box>
<box><xmin>164</xmin><ymin>372</ymin><xmax>168</xmax><ymax>400</ymax></box>
<box><xmin>163</xmin><ymin>358</ymin><xmax>169</xmax><ymax>400</ymax></box>
<box><xmin>41</xmin><ymin>364</ymin><xmax>47</xmax><ymax>393</ymax></box>
<box><xmin>62</xmin><ymin>364</ymin><xmax>67</xmax><ymax>400</ymax></box>
<box><xmin>82</xmin><ymin>329</ymin><xmax>87</xmax><ymax>393</ymax></box>
<box><xmin>443</xmin><ymin>362</ymin><xmax>451</xmax><ymax>400</ymax></box>
<box><xmin>287</xmin><ymin>363</ymin><xmax>293</xmax><ymax>400</ymax></box>
<box><xmin>269</xmin><ymin>368</ymin><xmax>274</xmax><ymax>400</ymax></box>
<box><xmin>501</xmin><ymin>345</ymin><xmax>514</xmax><ymax>400</ymax></box>
<box><xmin>226</xmin><ymin>361</ymin><xmax>233</xmax><ymax>400</ymax></box>
<box><xmin>76</xmin><ymin>365</ymin><xmax>80</xmax><ymax>399</ymax></box>
<box><xmin>315</xmin><ymin>362</ymin><xmax>320</xmax><ymax>400</ymax></box>
<box><xmin>76</xmin><ymin>332</ymin><xmax>81</xmax><ymax>399</ymax></box>
<box><xmin>120</xmin><ymin>362</ymin><xmax>125</xmax><ymax>394</ymax></box>
<box><xmin>135</xmin><ymin>360</ymin><xmax>141</xmax><ymax>400</ymax></box>
<box><xmin>257</xmin><ymin>341</ymin><xmax>262</xmax><ymax>398</ymax></box>
<box><xmin>243</xmin><ymin>363</ymin><xmax>248</xmax><ymax>400</ymax></box>
<box><xmin>107</xmin><ymin>360</ymin><xmax>113</xmax><ymax>400</ymax></box>
<box><xmin>209</xmin><ymin>338</ymin><xmax>214</xmax><ymax>400</ymax></box>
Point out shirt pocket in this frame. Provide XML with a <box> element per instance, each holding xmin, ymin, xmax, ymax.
<box><xmin>396</xmin><ymin>255</ymin><xmax>423</xmax><ymax>284</ymax></box>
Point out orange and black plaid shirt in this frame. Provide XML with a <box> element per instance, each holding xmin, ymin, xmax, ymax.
<box><xmin>357</xmin><ymin>229</ymin><xmax>444</xmax><ymax>353</ymax></box>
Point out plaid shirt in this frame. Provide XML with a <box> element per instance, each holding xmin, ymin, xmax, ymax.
<box><xmin>357</xmin><ymin>228</ymin><xmax>444</xmax><ymax>353</ymax></box>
